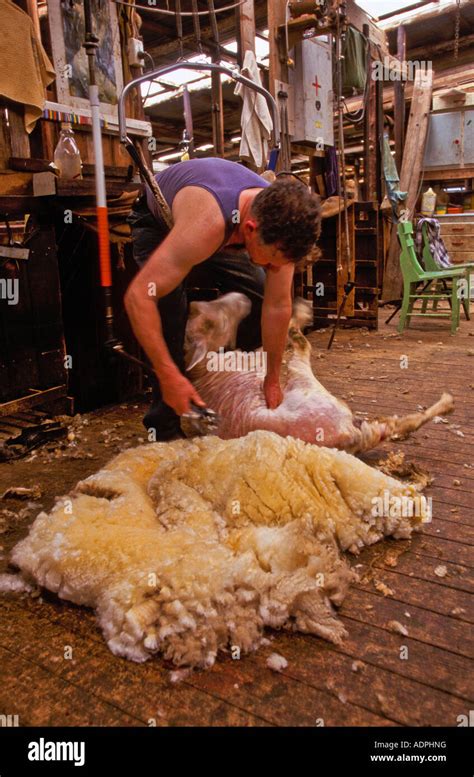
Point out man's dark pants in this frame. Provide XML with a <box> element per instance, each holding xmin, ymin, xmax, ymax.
<box><xmin>127</xmin><ymin>195</ymin><xmax>265</xmax><ymax>439</ymax></box>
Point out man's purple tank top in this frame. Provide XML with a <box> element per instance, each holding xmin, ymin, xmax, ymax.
<box><xmin>146</xmin><ymin>157</ymin><xmax>269</xmax><ymax>240</ymax></box>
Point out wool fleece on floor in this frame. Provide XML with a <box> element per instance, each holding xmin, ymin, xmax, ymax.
<box><xmin>8</xmin><ymin>432</ymin><xmax>428</xmax><ymax>668</ymax></box>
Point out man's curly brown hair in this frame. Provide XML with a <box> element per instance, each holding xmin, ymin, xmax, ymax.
<box><xmin>250</xmin><ymin>179</ymin><xmax>321</xmax><ymax>262</ymax></box>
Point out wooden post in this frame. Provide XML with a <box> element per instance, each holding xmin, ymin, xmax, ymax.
<box><xmin>268</xmin><ymin>0</ymin><xmax>290</xmax><ymax>171</ymax></box>
<box><xmin>363</xmin><ymin>26</ymin><xmax>377</xmax><ymax>202</ymax></box>
<box><xmin>382</xmin><ymin>68</ymin><xmax>433</xmax><ymax>301</ymax></box>
<box><xmin>7</xmin><ymin>104</ymin><xmax>30</xmax><ymax>158</ymax></box>
<box><xmin>376</xmin><ymin>76</ymin><xmax>384</xmax><ymax>204</ymax></box>
<box><xmin>0</xmin><ymin>104</ymin><xmax>11</xmax><ymax>170</ymax></box>
<box><xmin>26</xmin><ymin>0</ymin><xmax>42</xmax><ymax>41</ymax></box>
<box><xmin>211</xmin><ymin>56</ymin><xmax>225</xmax><ymax>158</ymax></box>
<box><xmin>236</xmin><ymin>0</ymin><xmax>255</xmax><ymax>65</ymax></box>
<box><xmin>394</xmin><ymin>26</ymin><xmax>406</xmax><ymax>172</ymax></box>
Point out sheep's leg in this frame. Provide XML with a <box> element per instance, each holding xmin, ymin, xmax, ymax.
<box><xmin>284</xmin><ymin>317</ymin><xmax>454</xmax><ymax>455</ymax></box>
<box><xmin>285</xmin><ymin>325</ymin><xmax>340</xmax><ymax>403</ymax></box>
<box><xmin>380</xmin><ymin>392</ymin><xmax>454</xmax><ymax>441</ymax></box>
<box><xmin>351</xmin><ymin>392</ymin><xmax>455</xmax><ymax>454</ymax></box>
<box><xmin>285</xmin><ymin>326</ymin><xmax>323</xmax><ymax>391</ymax></box>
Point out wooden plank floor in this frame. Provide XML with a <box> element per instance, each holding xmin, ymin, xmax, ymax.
<box><xmin>0</xmin><ymin>307</ymin><xmax>473</xmax><ymax>726</ymax></box>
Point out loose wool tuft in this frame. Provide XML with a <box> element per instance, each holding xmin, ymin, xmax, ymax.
<box><xmin>10</xmin><ymin>432</ymin><xmax>427</xmax><ymax>668</ymax></box>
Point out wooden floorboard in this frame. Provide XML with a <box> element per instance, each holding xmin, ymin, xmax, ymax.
<box><xmin>0</xmin><ymin>311</ymin><xmax>472</xmax><ymax>726</ymax></box>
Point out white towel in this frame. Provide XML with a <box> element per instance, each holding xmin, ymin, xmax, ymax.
<box><xmin>234</xmin><ymin>50</ymin><xmax>273</xmax><ymax>170</ymax></box>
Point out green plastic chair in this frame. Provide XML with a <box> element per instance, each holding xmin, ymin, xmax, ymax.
<box><xmin>397</xmin><ymin>221</ymin><xmax>466</xmax><ymax>334</ymax></box>
<box><xmin>420</xmin><ymin>221</ymin><xmax>472</xmax><ymax>321</ymax></box>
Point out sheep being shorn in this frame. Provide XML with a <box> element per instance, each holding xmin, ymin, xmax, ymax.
<box><xmin>185</xmin><ymin>293</ymin><xmax>454</xmax><ymax>452</ymax></box>
<box><xmin>8</xmin><ymin>431</ymin><xmax>429</xmax><ymax>667</ymax></box>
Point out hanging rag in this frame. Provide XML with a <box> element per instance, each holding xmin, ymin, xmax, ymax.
<box><xmin>324</xmin><ymin>146</ymin><xmax>339</xmax><ymax>197</ymax></box>
<box><xmin>234</xmin><ymin>50</ymin><xmax>273</xmax><ymax>171</ymax></box>
<box><xmin>0</xmin><ymin>0</ymin><xmax>56</xmax><ymax>133</ymax></box>
<box><xmin>415</xmin><ymin>218</ymin><xmax>452</xmax><ymax>269</ymax></box>
<box><xmin>341</xmin><ymin>27</ymin><xmax>368</xmax><ymax>95</ymax></box>
<box><xmin>383</xmin><ymin>132</ymin><xmax>407</xmax><ymax>219</ymax></box>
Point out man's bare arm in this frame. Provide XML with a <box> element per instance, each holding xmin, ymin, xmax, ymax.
<box><xmin>261</xmin><ymin>262</ymin><xmax>295</xmax><ymax>409</ymax></box>
<box><xmin>124</xmin><ymin>188</ymin><xmax>224</xmax><ymax>415</ymax></box>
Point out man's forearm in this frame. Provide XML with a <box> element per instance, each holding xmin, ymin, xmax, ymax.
<box><xmin>124</xmin><ymin>289</ymin><xmax>180</xmax><ymax>382</ymax></box>
<box><xmin>262</xmin><ymin>302</ymin><xmax>292</xmax><ymax>379</ymax></box>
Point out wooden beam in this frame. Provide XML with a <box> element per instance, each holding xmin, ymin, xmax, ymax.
<box><xmin>363</xmin><ymin>29</ymin><xmax>377</xmax><ymax>201</ymax></box>
<box><xmin>381</xmin><ymin>0</ymin><xmax>471</xmax><ymax>30</ymax></box>
<box><xmin>376</xmin><ymin>76</ymin><xmax>384</xmax><ymax>203</ymax></box>
<box><xmin>26</xmin><ymin>0</ymin><xmax>42</xmax><ymax>41</ymax></box>
<box><xmin>410</xmin><ymin>31</ymin><xmax>474</xmax><ymax>59</ymax></box>
<box><xmin>345</xmin><ymin>0</ymin><xmax>388</xmax><ymax>52</ymax></box>
<box><xmin>268</xmin><ymin>0</ymin><xmax>290</xmax><ymax>171</ymax></box>
<box><xmin>344</xmin><ymin>63</ymin><xmax>474</xmax><ymax>114</ymax></box>
<box><xmin>423</xmin><ymin>166</ymin><xmax>474</xmax><ymax>181</ymax></box>
<box><xmin>146</xmin><ymin>14</ymin><xmax>238</xmax><ymax>62</ymax></box>
<box><xmin>6</xmin><ymin>104</ymin><xmax>30</xmax><ymax>159</ymax></box>
<box><xmin>0</xmin><ymin>105</ymin><xmax>11</xmax><ymax>171</ymax></box>
<box><xmin>382</xmin><ymin>67</ymin><xmax>433</xmax><ymax>301</ymax></box>
<box><xmin>394</xmin><ymin>26</ymin><xmax>406</xmax><ymax>172</ymax></box>
<box><xmin>237</xmin><ymin>0</ymin><xmax>256</xmax><ymax>64</ymax></box>
<box><xmin>211</xmin><ymin>55</ymin><xmax>225</xmax><ymax>157</ymax></box>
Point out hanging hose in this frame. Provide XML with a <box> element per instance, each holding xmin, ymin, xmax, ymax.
<box><xmin>125</xmin><ymin>140</ymin><xmax>173</xmax><ymax>230</ymax></box>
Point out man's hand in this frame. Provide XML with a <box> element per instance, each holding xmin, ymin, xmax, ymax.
<box><xmin>264</xmin><ymin>375</ymin><xmax>283</xmax><ymax>409</ymax></box>
<box><xmin>160</xmin><ymin>372</ymin><xmax>206</xmax><ymax>416</ymax></box>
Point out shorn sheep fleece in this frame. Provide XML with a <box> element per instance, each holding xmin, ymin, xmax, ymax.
<box><xmin>8</xmin><ymin>432</ymin><xmax>428</xmax><ymax>668</ymax></box>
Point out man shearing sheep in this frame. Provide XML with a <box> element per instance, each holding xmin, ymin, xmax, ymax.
<box><xmin>126</xmin><ymin>157</ymin><xmax>320</xmax><ymax>440</ymax></box>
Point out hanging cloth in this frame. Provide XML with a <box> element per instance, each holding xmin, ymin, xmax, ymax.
<box><xmin>382</xmin><ymin>132</ymin><xmax>407</xmax><ymax>220</ymax></box>
<box><xmin>415</xmin><ymin>218</ymin><xmax>452</xmax><ymax>269</ymax></box>
<box><xmin>0</xmin><ymin>0</ymin><xmax>55</xmax><ymax>133</ymax></box>
<box><xmin>341</xmin><ymin>27</ymin><xmax>368</xmax><ymax>95</ymax></box>
<box><xmin>234</xmin><ymin>51</ymin><xmax>273</xmax><ymax>171</ymax></box>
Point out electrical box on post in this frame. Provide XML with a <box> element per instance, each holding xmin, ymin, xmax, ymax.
<box><xmin>292</xmin><ymin>37</ymin><xmax>334</xmax><ymax>147</ymax></box>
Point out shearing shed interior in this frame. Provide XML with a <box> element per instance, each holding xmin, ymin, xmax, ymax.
<box><xmin>0</xmin><ymin>0</ymin><xmax>473</xmax><ymax>747</ymax></box>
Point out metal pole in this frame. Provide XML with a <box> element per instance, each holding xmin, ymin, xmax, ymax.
<box><xmin>83</xmin><ymin>0</ymin><xmax>114</xmax><ymax>343</ymax></box>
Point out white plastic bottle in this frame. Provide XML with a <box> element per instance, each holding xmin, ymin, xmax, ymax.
<box><xmin>421</xmin><ymin>187</ymin><xmax>436</xmax><ymax>217</ymax></box>
<box><xmin>54</xmin><ymin>123</ymin><xmax>83</xmax><ymax>180</ymax></box>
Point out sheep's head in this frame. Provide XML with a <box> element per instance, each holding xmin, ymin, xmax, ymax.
<box><xmin>185</xmin><ymin>292</ymin><xmax>252</xmax><ymax>371</ymax></box>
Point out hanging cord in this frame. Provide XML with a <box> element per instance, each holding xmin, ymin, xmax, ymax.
<box><xmin>454</xmin><ymin>0</ymin><xmax>461</xmax><ymax>60</ymax></box>
<box><xmin>342</xmin><ymin>70</ymin><xmax>368</xmax><ymax>123</ymax></box>
<box><xmin>126</xmin><ymin>140</ymin><xmax>174</xmax><ymax>230</ymax></box>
